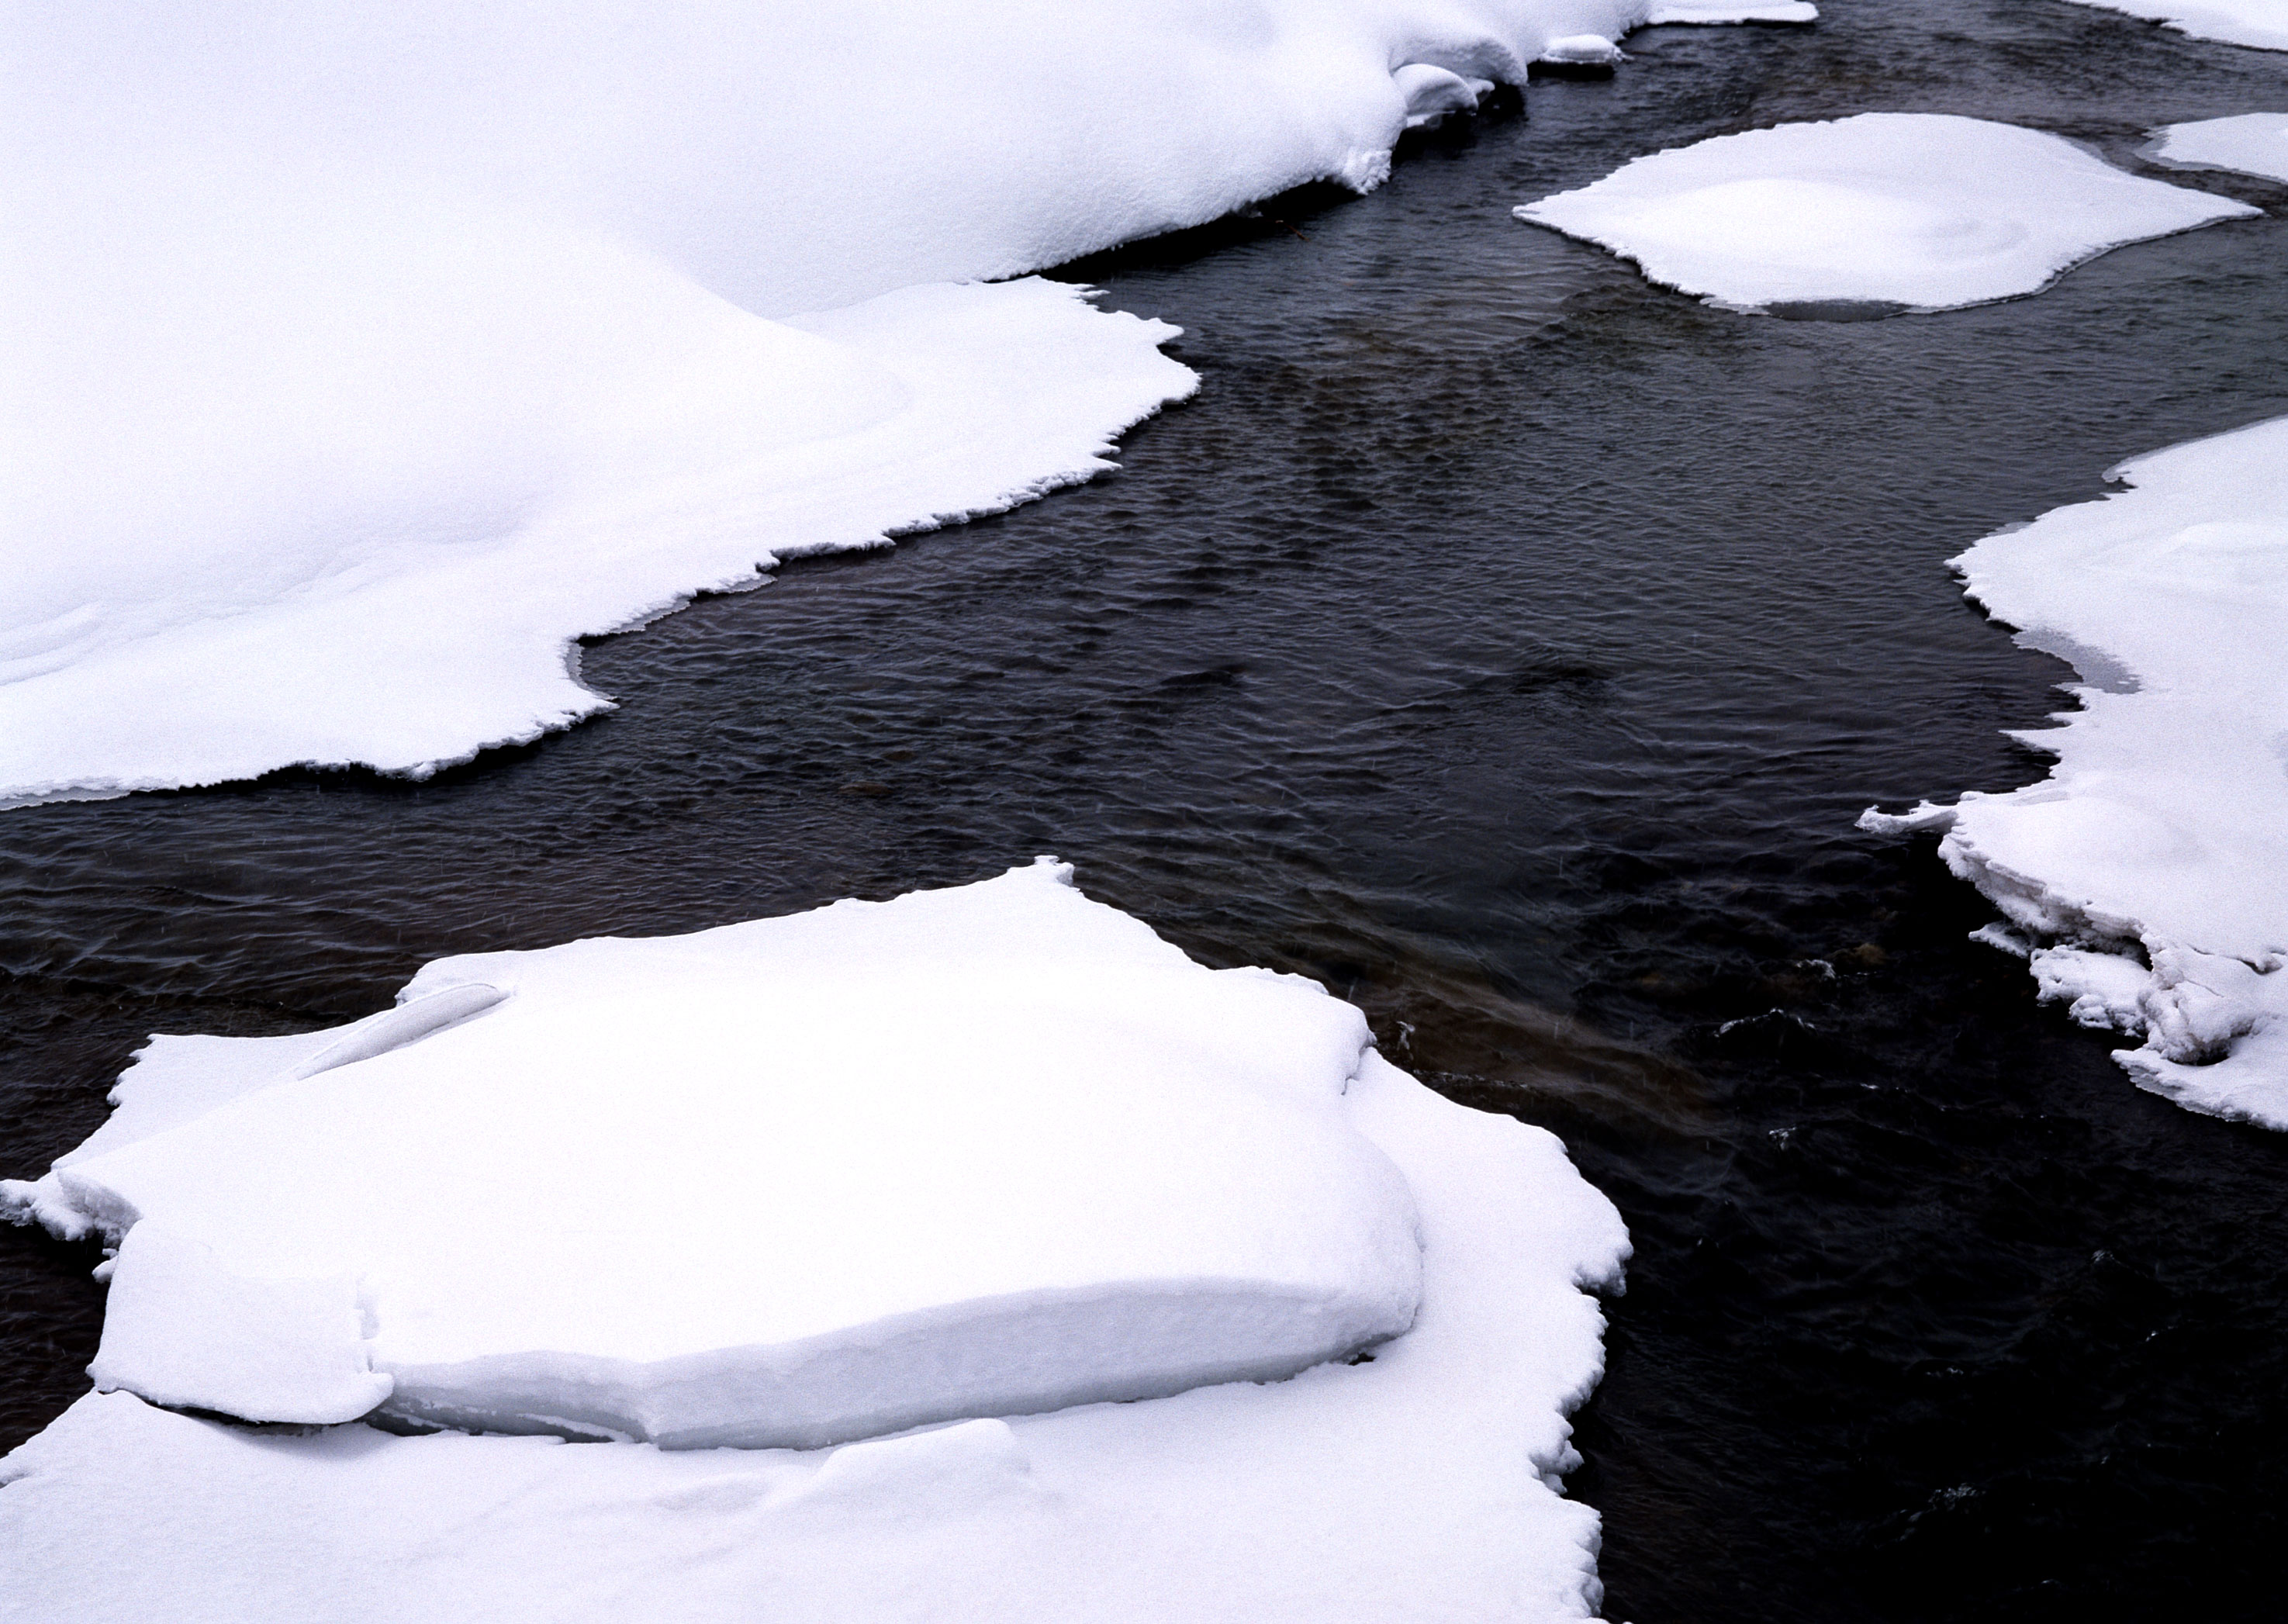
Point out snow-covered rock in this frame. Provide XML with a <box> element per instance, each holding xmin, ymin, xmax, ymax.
<box><xmin>1538</xmin><ymin>33</ymin><xmax>1628</xmax><ymax>71</ymax></box>
<box><xmin>1513</xmin><ymin>112</ymin><xmax>2257</xmax><ymax>312</ymax></box>
<box><xmin>3</xmin><ymin>861</ymin><xmax>1433</xmax><ymax>1449</ymax></box>
<box><xmin>2147</xmin><ymin>112</ymin><xmax>2288</xmax><ymax>183</ymax></box>
<box><xmin>1860</xmin><ymin>417</ymin><xmax>2288</xmax><ymax>1128</ymax></box>
<box><xmin>2059</xmin><ymin>0</ymin><xmax>2288</xmax><ymax>53</ymax></box>
<box><xmin>0</xmin><ymin>862</ymin><xmax>1631</xmax><ymax>1621</ymax></box>
<box><xmin>4</xmin><ymin>0</ymin><xmax>1688</xmax><ymax>810</ymax></box>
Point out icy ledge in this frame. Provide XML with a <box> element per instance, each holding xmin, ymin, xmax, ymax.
<box><xmin>1861</xmin><ymin>418</ymin><xmax>2288</xmax><ymax>1128</ymax></box>
<box><xmin>1514</xmin><ymin>113</ymin><xmax>2255</xmax><ymax>313</ymax></box>
<box><xmin>2058</xmin><ymin>0</ymin><xmax>2288</xmax><ymax>53</ymax></box>
<box><xmin>0</xmin><ymin>862</ymin><xmax>1630</xmax><ymax>1621</ymax></box>
<box><xmin>2</xmin><ymin>861</ymin><xmax>1429</xmax><ymax>1445</ymax></box>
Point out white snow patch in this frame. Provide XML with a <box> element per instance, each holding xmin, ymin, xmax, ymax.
<box><xmin>87</xmin><ymin>1224</ymin><xmax>393</xmax><ymax>1425</ymax></box>
<box><xmin>4</xmin><ymin>862</ymin><xmax>1433</xmax><ymax>1448</ymax></box>
<box><xmin>2058</xmin><ymin>0</ymin><xmax>2288</xmax><ymax>52</ymax></box>
<box><xmin>1541</xmin><ymin>33</ymin><xmax>1628</xmax><ymax>64</ymax></box>
<box><xmin>4</xmin><ymin>0</ymin><xmax>1670</xmax><ymax>808</ymax></box>
<box><xmin>2147</xmin><ymin>112</ymin><xmax>2288</xmax><ymax>183</ymax></box>
<box><xmin>1513</xmin><ymin>113</ymin><xmax>2257</xmax><ymax>312</ymax></box>
<box><xmin>0</xmin><ymin>866</ymin><xmax>1630</xmax><ymax>1622</ymax></box>
<box><xmin>1859</xmin><ymin>416</ymin><xmax>2288</xmax><ymax>1128</ymax></box>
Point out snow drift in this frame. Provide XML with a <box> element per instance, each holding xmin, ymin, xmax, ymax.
<box><xmin>0</xmin><ymin>861</ymin><xmax>1631</xmax><ymax>1620</ymax></box>
<box><xmin>1512</xmin><ymin>112</ymin><xmax>2256</xmax><ymax>312</ymax></box>
<box><xmin>2</xmin><ymin>0</ymin><xmax>1720</xmax><ymax>810</ymax></box>
<box><xmin>1861</xmin><ymin>418</ymin><xmax>2288</xmax><ymax>1128</ymax></box>
<box><xmin>2147</xmin><ymin>112</ymin><xmax>2288</xmax><ymax>183</ymax></box>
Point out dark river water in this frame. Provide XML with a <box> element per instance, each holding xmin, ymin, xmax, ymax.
<box><xmin>4</xmin><ymin>2</ymin><xmax>2284</xmax><ymax>1619</ymax></box>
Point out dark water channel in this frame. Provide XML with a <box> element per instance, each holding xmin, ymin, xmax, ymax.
<box><xmin>4</xmin><ymin>1</ymin><xmax>2286</xmax><ymax>1618</ymax></box>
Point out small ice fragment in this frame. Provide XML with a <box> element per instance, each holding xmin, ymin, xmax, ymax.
<box><xmin>292</xmin><ymin>983</ymin><xmax>508</xmax><ymax>1080</ymax></box>
<box><xmin>1968</xmin><ymin>923</ymin><xmax>2034</xmax><ymax>960</ymax></box>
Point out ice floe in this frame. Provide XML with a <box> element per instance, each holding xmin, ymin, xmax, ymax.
<box><xmin>2</xmin><ymin>0</ymin><xmax>1694</xmax><ymax>810</ymax></box>
<box><xmin>2148</xmin><ymin>112</ymin><xmax>2288</xmax><ymax>183</ymax></box>
<box><xmin>0</xmin><ymin>861</ymin><xmax>1630</xmax><ymax>1619</ymax></box>
<box><xmin>2059</xmin><ymin>0</ymin><xmax>2288</xmax><ymax>52</ymax></box>
<box><xmin>3</xmin><ymin>862</ymin><xmax>1427</xmax><ymax>1447</ymax></box>
<box><xmin>1513</xmin><ymin>112</ymin><xmax>2258</xmax><ymax>312</ymax></box>
<box><xmin>1861</xmin><ymin>417</ymin><xmax>2288</xmax><ymax>1128</ymax></box>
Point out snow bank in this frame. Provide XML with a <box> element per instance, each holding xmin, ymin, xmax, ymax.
<box><xmin>1512</xmin><ymin>113</ymin><xmax>2256</xmax><ymax>312</ymax></box>
<box><xmin>4</xmin><ymin>0</ymin><xmax>1697</xmax><ymax>810</ymax></box>
<box><xmin>0</xmin><ymin>865</ymin><xmax>1630</xmax><ymax>1620</ymax></box>
<box><xmin>1860</xmin><ymin>418</ymin><xmax>2288</xmax><ymax>1128</ymax></box>
<box><xmin>2059</xmin><ymin>0</ymin><xmax>2288</xmax><ymax>52</ymax></box>
<box><xmin>2148</xmin><ymin>112</ymin><xmax>2288</xmax><ymax>182</ymax></box>
<box><xmin>4</xmin><ymin>861</ymin><xmax>1433</xmax><ymax>1449</ymax></box>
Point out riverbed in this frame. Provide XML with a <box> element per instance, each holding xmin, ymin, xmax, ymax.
<box><xmin>2</xmin><ymin>2</ymin><xmax>2283</xmax><ymax>1617</ymax></box>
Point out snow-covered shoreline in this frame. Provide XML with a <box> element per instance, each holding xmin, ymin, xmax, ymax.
<box><xmin>2</xmin><ymin>0</ymin><xmax>1785</xmax><ymax>811</ymax></box>
<box><xmin>1862</xmin><ymin>418</ymin><xmax>2288</xmax><ymax>1129</ymax></box>
<box><xmin>0</xmin><ymin>862</ymin><xmax>1630</xmax><ymax>1620</ymax></box>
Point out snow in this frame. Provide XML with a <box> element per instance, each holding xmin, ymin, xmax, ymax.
<box><xmin>1513</xmin><ymin>113</ymin><xmax>2258</xmax><ymax>313</ymax></box>
<box><xmin>1542</xmin><ymin>33</ymin><xmax>1630</xmax><ymax>64</ymax></box>
<box><xmin>1644</xmin><ymin>1</ymin><xmax>1819</xmax><ymax>22</ymax></box>
<box><xmin>2</xmin><ymin>0</ymin><xmax>1695</xmax><ymax>810</ymax></box>
<box><xmin>85</xmin><ymin>1224</ymin><xmax>392</xmax><ymax>1426</ymax></box>
<box><xmin>1860</xmin><ymin>417</ymin><xmax>2288</xmax><ymax>1128</ymax></box>
<box><xmin>2147</xmin><ymin>112</ymin><xmax>2288</xmax><ymax>183</ymax></box>
<box><xmin>4</xmin><ymin>861</ymin><xmax>1437</xmax><ymax>1449</ymax></box>
<box><xmin>2058</xmin><ymin>0</ymin><xmax>2288</xmax><ymax>52</ymax></box>
<box><xmin>0</xmin><ymin>863</ymin><xmax>1630</xmax><ymax>1621</ymax></box>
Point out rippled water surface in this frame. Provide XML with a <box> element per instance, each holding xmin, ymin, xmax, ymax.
<box><xmin>5</xmin><ymin>2</ymin><xmax>2285</xmax><ymax>1618</ymax></box>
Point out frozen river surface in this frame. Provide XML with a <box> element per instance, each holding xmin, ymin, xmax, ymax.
<box><xmin>2</xmin><ymin>2</ymin><xmax>2284</xmax><ymax>1619</ymax></box>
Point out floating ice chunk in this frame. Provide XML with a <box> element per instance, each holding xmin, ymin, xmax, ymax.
<box><xmin>1860</xmin><ymin>416</ymin><xmax>2288</xmax><ymax>1128</ymax></box>
<box><xmin>1513</xmin><ymin>113</ymin><xmax>2257</xmax><ymax>313</ymax></box>
<box><xmin>2146</xmin><ymin>112</ymin><xmax>2288</xmax><ymax>183</ymax></box>
<box><xmin>0</xmin><ymin>1042</ymin><xmax>1630</xmax><ymax>1623</ymax></box>
<box><xmin>2058</xmin><ymin>0</ymin><xmax>2288</xmax><ymax>52</ymax></box>
<box><xmin>1643</xmin><ymin>1</ymin><xmax>1819</xmax><ymax>22</ymax></box>
<box><xmin>87</xmin><ymin>1225</ymin><xmax>392</xmax><ymax>1425</ymax></box>
<box><xmin>5</xmin><ymin>861</ymin><xmax>1429</xmax><ymax>1448</ymax></box>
